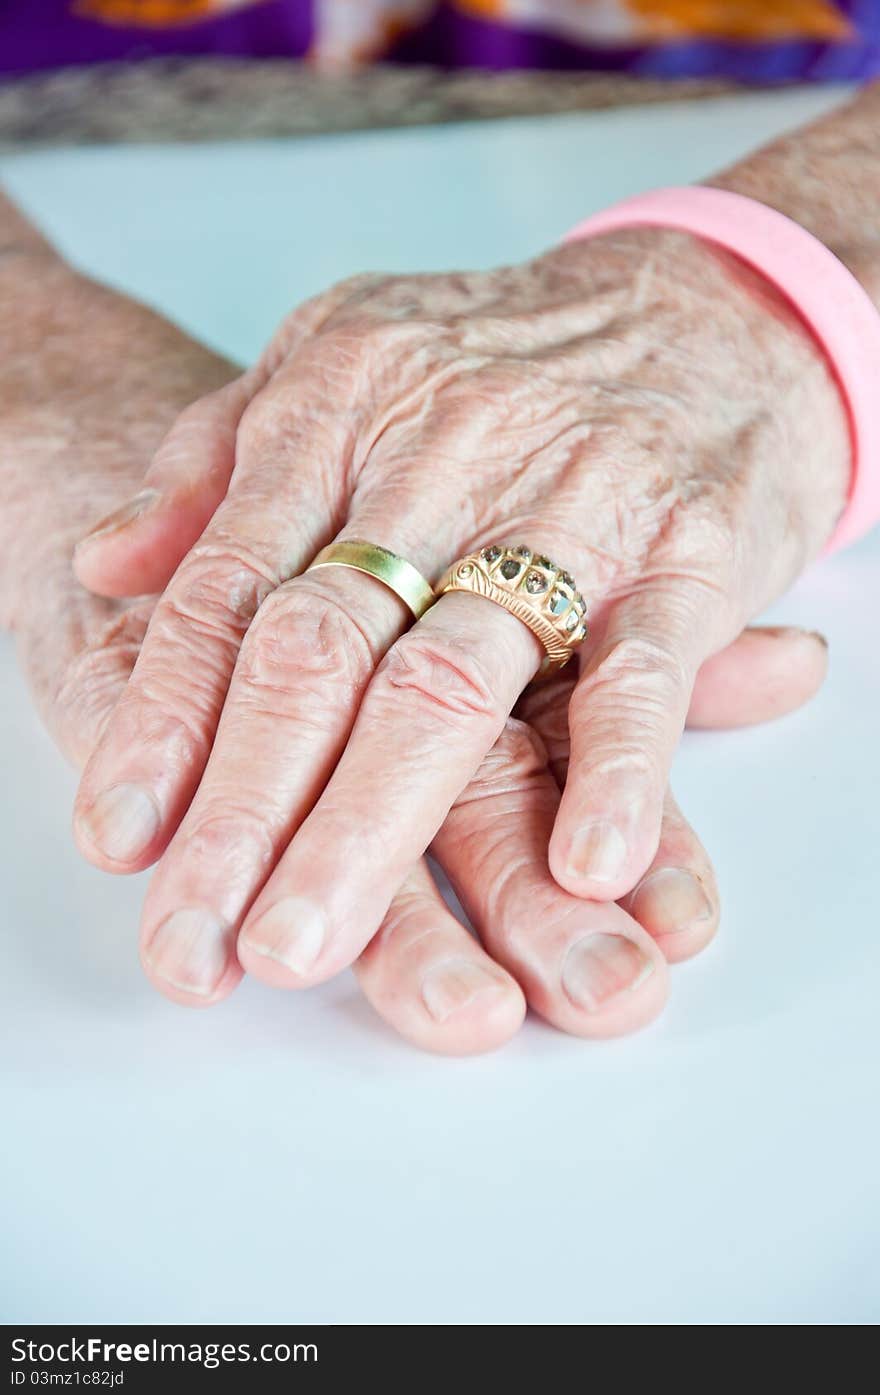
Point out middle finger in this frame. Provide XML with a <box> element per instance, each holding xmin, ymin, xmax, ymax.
<box><xmin>237</xmin><ymin>585</ymin><xmax>543</xmax><ymax>988</ymax></box>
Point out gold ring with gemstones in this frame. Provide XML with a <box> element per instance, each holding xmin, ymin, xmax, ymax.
<box><xmin>307</xmin><ymin>539</ymin><xmax>436</xmax><ymax>621</ymax></box>
<box><xmin>436</xmin><ymin>543</ymin><xmax>588</xmax><ymax>675</ymax></box>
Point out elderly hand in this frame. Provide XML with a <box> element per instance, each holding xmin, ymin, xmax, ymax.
<box><xmin>1</xmin><ymin>244</ymin><xmax>827</xmax><ymax>1050</ymax></box>
<box><xmin>68</xmin><ymin>229</ymin><xmax>845</xmax><ymax>1043</ymax></box>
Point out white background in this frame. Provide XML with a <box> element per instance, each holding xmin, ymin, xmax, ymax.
<box><xmin>1</xmin><ymin>87</ymin><xmax>878</xmax><ymax>1324</ymax></box>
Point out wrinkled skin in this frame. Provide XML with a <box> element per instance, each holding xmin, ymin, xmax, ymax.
<box><xmin>55</xmin><ymin>233</ymin><xmax>847</xmax><ymax>1049</ymax></box>
<box><xmin>1</xmin><ymin>260</ymin><xmax>233</xmax><ymax>762</ymax></box>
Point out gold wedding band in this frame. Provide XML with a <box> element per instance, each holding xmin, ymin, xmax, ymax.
<box><xmin>436</xmin><ymin>543</ymin><xmax>588</xmax><ymax>675</ymax></box>
<box><xmin>308</xmin><ymin>539</ymin><xmax>436</xmax><ymax>620</ymax></box>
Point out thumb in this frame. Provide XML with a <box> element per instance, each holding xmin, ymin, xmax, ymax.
<box><xmin>687</xmin><ymin>625</ymin><xmax>829</xmax><ymax>729</ymax></box>
<box><xmin>72</xmin><ymin>374</ymin><xmax>256</xmax><ymax>599</ymax></box>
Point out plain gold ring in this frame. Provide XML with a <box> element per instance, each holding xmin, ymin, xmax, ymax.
<box><xmin>308</xmin><ymin>539</ymin><xmax>436</xmax><ymax>621</ymax></box>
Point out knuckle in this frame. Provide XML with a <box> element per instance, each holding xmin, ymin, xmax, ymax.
<box><xmin>669</xmin><ymin>504</ymin><xmax>739</xmax><ymax>579</ymax></box>
<box><xmin>366</xmin><ymin>901</ymin><xmax>436</xmax><ymax>963</ymax></box>
<box><xmin>104</xmin><ymin>686</ymin><xmax>207</xmax><ymax>779</ymax></box>
<box><xmin>457</xmin><ymin>718</ymin><xmax>549</xmax><ymax>806</ymax></box>
<box><xmin>375</xmin><ymin>634</ymin><xmax>502</xmax><ymax>726</ymax></box>
<box><xmin>55</xmin><ymin>607</ymin><xmax>147</xmax><ymax>703</ymax></box>
<box><xmin>572</xmin><ymin>635</ymin><xmax>689</xmax><ymax>782</ymax></box>
<box><xmin>572</xmin><ymin>699</ymin><xmax>668</xmax><ymax>778</ymax></box>
<box><xmin>159</xmin><ymin>546</ymin><xmax>277</xmax><ymax>648</ymax></box>
<box><xmin>638</xmin><ymin>486</ymin><xmax>741</xmax><ymax>589</ymax></box>
<box><xmin>180</xmin><ymin>809</ymin><xmax>276</xmax><ymax>875</ymax></box>
<box><xmin>478</xmin><ymin>843</ymin><xmax>561</xmax><ymax>952</ymax></box>
<box><xmin>236</xmin><ymin>390</ymin><xmax>289</xmax><ymax>458</ymax></box>
<box><xmin>578</xmin><ymin>746</ymin><xmax>659</xmax><ymax>786</ymax></box>
<box><xmin>52</xmin><ymin>606</ymin><xmax>152</xmax><ymax>762</ymax></box>
<box><xmin>235</xmin><ymin>582</ymin><xmax>376</xmax><ymax>712</ymax></box>
<box><xmin>589</xmin><ymin>633</ymin><xmax>691</xmax><ymax>703</ymax></box>
<box><xmin>491</xmin><ymin>717</ymin><xmax>548</xmax><ymax>778</ymax></box>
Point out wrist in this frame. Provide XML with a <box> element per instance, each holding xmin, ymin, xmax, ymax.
<box><xmin>549</xmin><ymin>228</ymin><xmax>850</xmax><ymax>566</ymax></box>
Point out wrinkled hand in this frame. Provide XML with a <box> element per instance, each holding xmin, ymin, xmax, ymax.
<box><xmin>1</xmin><ymin>260</ymin><xmax>824</xmax><ymax>1051</ymax></box>
<box><xmin>67</xmin><ymin>234</ymin><xmax>845</xmax><ymax>1046</ymax></box>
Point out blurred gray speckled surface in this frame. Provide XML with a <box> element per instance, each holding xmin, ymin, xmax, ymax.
<box><xmin>0</xmin><ymin>57</ymin><xmax>735</xmax><ymax>149</ymax></box>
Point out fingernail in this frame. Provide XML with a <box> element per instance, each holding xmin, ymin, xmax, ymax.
<box><xmin>76</xmin><ymin>782</ymin><xmax>160</xmax><ymax>863</ymax></box>
<box><xmin>763</xmin><ymin>624</ymin><xmax>828</xmax><ymax>650</ymax></box>
<box><xmin>241</xmin><ymin>896</ymin><xmax>325</xmax><ymax>975</ymax></box>
<box><xmin>562</xmin><ymin>933</ymin><xmax>655</xmax><ymax>1012</ymax></box>
<box><xmin>421</xmin><ymin>958</ymin><xmax>505</xmax><ymax>1024</ymax></box>
<box><xmin>631</xmin><ymin>867</ymin><xmax>712</xmax><ymax>937</ymax></box>
<box><xmin>76</xmin><ymin>488</ymin><xmax>161</xmax><ymax>548</ymax></box>
<box><xmin>145</xmin><ymin>908</ymin><xmax>230</xmax><ymax>997</ymax></box>
<box><xmin>566</xmin><ymin>820</ymin><xmax>628</xmax><ymax>883</ymax></box>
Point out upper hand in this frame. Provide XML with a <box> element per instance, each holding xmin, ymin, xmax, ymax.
<box><xmin>69</xmin><ymin>232</ymin><xmax>848</xmax><ymax>1037</ymax></box>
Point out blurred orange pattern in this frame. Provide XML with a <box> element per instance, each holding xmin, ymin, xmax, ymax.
<box><xmin>75</xmin><ymin>0</ymin><xmax>260</xmax><ymax>24</ymax></box>
<box><xmin>73</xmin><ymin>0</ymin><xmax>852</xmax><ymax>49</ymax></box>
<box><xmin>454</xmin><ymin>1</ymin><xmax>850</xmax><ymax>41</ymax></box>
<box><xmin>625</xmin><ymin>1</ymin><xmax>851</xmax><ymax>39</ymax></box>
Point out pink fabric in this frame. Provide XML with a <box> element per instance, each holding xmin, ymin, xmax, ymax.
<box><xmin>565</xmin><ymin>186</ymin><xmax>880</xmax><ymax>554</ymax></box>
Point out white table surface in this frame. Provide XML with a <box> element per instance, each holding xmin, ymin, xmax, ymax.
<box><xmin>1</xmin><ymin>87</ymin><xmax>878</xmax><ymax>1326</ymax></box>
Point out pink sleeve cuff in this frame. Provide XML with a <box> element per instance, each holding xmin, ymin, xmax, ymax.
<box><xmin>565</xmin><ymin>186</ymin><xmax>880</xmax><ymax>555</ymax></box>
